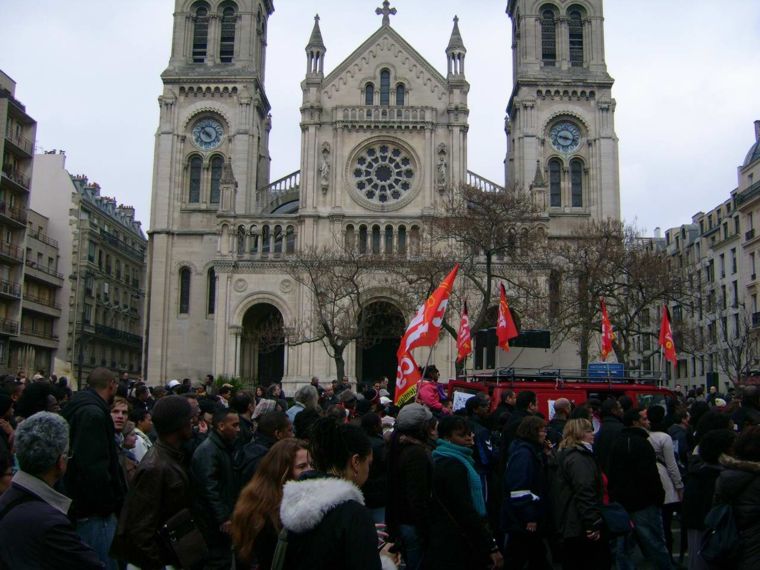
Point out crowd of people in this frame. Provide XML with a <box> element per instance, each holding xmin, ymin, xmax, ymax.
<box><xmin>0</xmin><ymin>366</ymin><xmax>760</xmax><ymax>569</ymax></box>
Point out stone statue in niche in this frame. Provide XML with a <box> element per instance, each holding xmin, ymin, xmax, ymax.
<box><xmin>436</xmin><ymin>143</ymin><xmax>448</xmax><ymax>192</ymax></box>
<box><xmin>320</xmin><ymin>142</ymin><xmax>331</xmax><ymax>194</ymax></box>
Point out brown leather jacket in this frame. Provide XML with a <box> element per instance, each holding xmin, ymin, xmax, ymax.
<box><xmin>111</xmin><ymin>440</ymin><xmax>193</xmax><ymax>569</ymax></box>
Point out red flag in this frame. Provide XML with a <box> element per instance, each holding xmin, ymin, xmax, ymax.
<box><xmin>456</xmin><ymin>301</ymin><xmax>472</xmax><ymax>363</ymax></box>
<box><xmin>600</xmin><ymin>297</ymin><xmax>613</xmax><ymax>361</ymax></box>
<box><xmin>395</xmin><ymin>265</ymin><xmax>459</xmax><ymax>405</ymax></box>
<box><xmin>659</xmin><ymin>305</ymin><xmax>677</xmax><ymax>364</ymax></box>
<box><xmin>496</xmin><ymin>284</ymin><xmax>519</xmax><ymax>351</ymax></box>
<box><xmin>397</xmin><ymin>264</ymin><xmax>459</xmax><ymax>356</ymax></box>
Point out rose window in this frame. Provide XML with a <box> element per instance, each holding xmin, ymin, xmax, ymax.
<box><xmin>352</xmin><ymin>144</ymin><xmax>415</xmax><ymax>204</ymax></box>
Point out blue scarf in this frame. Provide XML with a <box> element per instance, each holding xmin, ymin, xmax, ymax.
<box><xmin>433</xmin><ymin>439</ymin><xmax>487</xmax><ymax>516</ymax></box>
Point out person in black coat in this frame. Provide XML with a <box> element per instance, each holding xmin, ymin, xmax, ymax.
<box><xmin>237</xmin><ymin>411</ymin><xmax>293</xmax><ymax>484</ymax></box>
<box><xmin>0</xmin><ymin>412</ymin><xmax>103</xmax><ymax>569</ymax></box>
<box><xmin>607</xmin><ymin>408</ymin><xmax>671</xmax><ymax>570</ymax></box>
<box><xmin>360</xmin><ymin>413</ymin><xmax>388</xmax><ymax>523</ymax></box>
<box><xmin>502</xmin><ymin>415</ymin><xmax>552</xmax><ymax>569</ymax></box>
<box><xmin>682</xmin><ymin>429</ymin><xmax>735</xmax><ymax>570</ymax></box>
<box><xmin>593</xmin><ymin>398</ymin><xmax>624</xmax><ymax>473</ymax></box>
<box><xmin>427</xmin><ymin>416</ymin><xmax>502</xmax><ymax>569</ymax></box>
<box><xmin>191</xmin><ymin>406</ymin><xmax>241</xmax><ymax>570</ymax></box>
<box><xmin>279</xmin><ymin>418</ymin><xmax>398</xmax><ymax>569</ymax></box>
<box><xmin>714</xmin><ymin>425</ymin><xmax>760</xmax><ymax>570</ymax></box>
<box><xmin>61</xmin><ymin>367</ymin><xmax>126</xmax><ymax>569</ymax></box>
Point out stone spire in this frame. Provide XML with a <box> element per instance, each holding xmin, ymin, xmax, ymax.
<box><xmin>447</xmin><ymin>16</ymin><xmax>465</xmax><ymax>51</ymax></box>
<box><xmin>531</xmin><ymin>160</ymin><xmax>545</xmax><ymax>187</ymax></box>
<box><xmin>306</xmin><ymin>14</ymin><xmax>325</xmax><ymax>50</ymax></box>
<box><xmin>446</xmin><ymin>16</ymin><xmax>466</xmax><ymax>78</ymax></box>
<box><xmin>221</xmin><ymin>157</ymin><xmax>237</xmax><ymax>186</ymax></box>
<box><xmin>305</xmin><ymin>14</ymin><xmax>326</xmax><ymax>77</ymax></box>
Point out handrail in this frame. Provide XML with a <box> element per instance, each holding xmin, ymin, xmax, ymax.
<box><xmin>466</xmin><ymin>170</ymin><xmax>505</xmax><ymax>193</ymax></box>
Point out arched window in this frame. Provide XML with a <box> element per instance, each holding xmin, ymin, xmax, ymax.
<box><xmin>249</xmin><ymin>225</ymin><xmax>259</xmax><ymax>254</ymax></box>
<box><xmin>549</xmin><ymin>158</ymin><xmax>562</xmax><ymax>207</ymax></box>
<box><xmin>410</xmin><ymin>226</ymin><xmax>420</xmax><ymax>257</ymax></box>
<box><xmin>285</xmin><ymin>226</ymin><xmax>295</xmax><ymax>254</ymax></box>
<box><xmin>568</xmin><ymin>9</ymin><xmax>584</xmax><ymax>67</ymax></box>
<box><xmin>237</xmin><ymin>225</ymin><xmax>246</xmax><ymax>254</ymax></box>
<box><xmin>179</xmin><ymin>267</ymin><xmax>191</xmax><ymax>314</ymax></box>
<box><xmin>262</xmin><ymin>225</ymin><xmax>270</xmax><ymax>254</ymax></box>
<box><xmin>219</xmin><ymin>5</ymin><xmax>237</xmax><ymax>63</ymax></box>
<box><xmin>365</xmin><ymin>83</ymin><xmax>374</xmax><ymax>105</ymax></box>
<box><xmin>207</xmin><ymin>268</ymin><xmax>216</xmax><ymax>314</ymax></box>
<box><xmin>570</xmin><ymin>159</ymin><xmax>583</xmax><ymax>207</ymax></box>
<box><xmin>210</xmin><ymin>156</ymin><xmax>223</xmax><ymax>204</ymax></box>
<box><xmin>273</xmin><ymin>225</ymin><xmax>283</xmax><ymax>255</ymax></box>
<box><xmin>359</xmin><ymin>225</ymin><xmax>368</xmax><ymax>254</ymax></box>
<box><xmin>371</xmin><ymin>225</ymin><xmax>381</xmax><ymax>255</ymax></box>
<box><xmin>397</xmin><ymin>225</ymin><xmax>407</xmax><ymax>255</ymax></box>
<box><xmin>541</xmin><ymin>9</ymin><xmax>557</xmax><ymax>66</ymax></box>
<box><xmin>192</xmin><ymin>3</ymin><xmax>210</xmax><ymax>63</ymax></box>
<box><xmin>380</xmin><ymin>69</ymin><xmax>391</xmax><ymax>106</ymax></box>
<box><xmin>396</xmin><ymin>84</ymin><xmax>405</xmax><ymax>106</ymax></box>
<box><xmin>385</xmin><ymin>225</ymin><xmax>393</xmax><ymax>254</ymax></box>
<box><xmin>345</xmin><ymin>225</ymin><xmax>355</xmax><ymax>251</ymax></box>
<box><xmin>188</xmin><ymin>156</ymin><xmax>202</xmax><ymax>203</ymax></box>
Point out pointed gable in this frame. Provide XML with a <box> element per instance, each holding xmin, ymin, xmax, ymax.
<box><xmin>321</xmin><ymin>25</ymin><xmax>448</xmax><ymax>104</ymax></box>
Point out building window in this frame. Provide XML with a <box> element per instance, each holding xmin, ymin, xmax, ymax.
<box><xmin>396</xmin><ymin>84</ymin><xmax>405</xmax><ymax>106</ymax></box>
<box><xmin>210</xmin><ymin>156</ymin><xmax>223</xmax><ymax>204</ymax></box>
<box><xmin>261</xmin><ymin>225</ymin><xmax>270</xmax><ymax>254</ymax></box>
<box><xmin>372</xmin><ymin>225</ymin><xmax>381</xmax><ymax>255</ymax></box>
<box><xmin>380</xmin><ymin>69</ymin><xmax>390</xmax><ymax>106</ymax></box>
<box><xmin>397</xmin><ymin>225</ymin><xmax>407</xmax><ymax>255</ymax></box>
<box><xmin>570</xmin><ymin>159</ymin><xmax>583</xmax><ymax>207</ymax></box>
<box><xmin>192</xmin><ymin>3</ymin><xmax>210</xmax><ymax>63</ymax></box>
<box><xmin>385</xmin><ymin>225</ymin><xmax>393</xmax><ymax>254</ymax></box>
<box><xmin>219</xmin><ymin>5</ymin><xmax>237</xmax><ymax>63</ymax></box>
<box><xmin>568</xmin><ymin>9</ymin><xmax>584</xmax><ymax>67</ymax></box>
<box><xmin>359</xmin><ymin>225</ymin><xmax>368</xmax><ymax>255</ymax></box>
<box><xmin>207</xmin><ymin>268</ymin><xmax>216</xmax><ymax>314</ymax></box>
<box><xmin>365</xmin><ymin>83</ymin><xmax>374</xmax><ymax>105</ymax></box>
<box><xmin>179</xmin><ymin>267</ymin><xmax>191</xmax><ymax>314</ymax></box>
<box><xmin>285</xmin><ymin>226</ymin><xmax>295</xmax><ymax>254</ymax></box>
<box><xmin>731</xmin><ymin>248</ymin><xmax>737</xmax><ymax>274</ymax></box>
<box><xmin>345</xmin><ymin>225</ymin><xmax>355</xmax><ymax>251</ymax></box>
<box><xmin>549</xmin><ymin>158</ymin><xmax>562</xmax><ymax>207</ymax></box>
<box><xmin>541</xmin><ymin>9</ymin><xmax>557</xmax><ymax>66</ymax></box>
<box><xmin>273</xmin><ymin>225</ymin><xmax>283</xmax><ymax>255</ymax></box>
<box><xmin>188</xmin><ymin>156</ymin><xmax>202</xmax><ymax>203</ymax></box>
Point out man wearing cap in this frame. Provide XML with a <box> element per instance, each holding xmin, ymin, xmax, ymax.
<box><xmin>111</xmin><ymin>396</ymin><xmax>196</xmax><ymax>568</ymax></box>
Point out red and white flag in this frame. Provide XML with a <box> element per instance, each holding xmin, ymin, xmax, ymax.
<box><xmin>600</xmin><ymin>297</ymin><xmax>614</xmax><ymax>361</ymax></box>
<box><xmin>659</xmin><ymin>305</ymin><xmax>677</xmax><ymax>364</ymax></box>
<box><xmin>456</xmin><ymin>301</ymin><xmax>472</xmax><ymax>363</ymax></box>
<box><xmin>496</xmin><ymin>284</ymin><xmax>519</xmax><ymax>351</ymax></box>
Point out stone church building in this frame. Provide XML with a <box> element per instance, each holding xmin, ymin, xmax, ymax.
<box><xmin>145</xmin><ymin>0</ymin><xmax>621</xmax><ymax>387</ymax></box>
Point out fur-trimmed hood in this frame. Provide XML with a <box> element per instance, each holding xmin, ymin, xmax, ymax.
<box><xmin>720</xmin><ymin>453</ymin><xmax>760</xmax><ymax>473</ymax></box>
<box><xmin>280</xmin><ymin>475</ymin><xmax>365</xmax><ymax>533</ymax></box>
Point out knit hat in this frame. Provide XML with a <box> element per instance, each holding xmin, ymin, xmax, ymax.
<box><xmin>396</xmin><ymin>403</ymin><xmax>433</xmax><ymax>431</ymax></box>
<box><xmin>151</xmin><ymin>395</ymin><xmax>193</xmax><ymax>436</ymax></box>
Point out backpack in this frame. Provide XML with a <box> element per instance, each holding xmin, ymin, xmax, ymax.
<box><xmin>699</xmin><ymin>503</ymin><xmax>741</xmax><ymax>567</ymax></box>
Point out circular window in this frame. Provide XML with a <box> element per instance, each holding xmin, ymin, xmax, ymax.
<box><xmin>352</xmin><ymin>144</ymin><xmax>415</xmax><ymax>205</ymax></box>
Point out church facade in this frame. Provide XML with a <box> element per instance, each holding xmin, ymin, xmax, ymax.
<box><xmin>144</xmin><ymin>0</ymin><xmax>621</xmax><ymax>387</ymax></box>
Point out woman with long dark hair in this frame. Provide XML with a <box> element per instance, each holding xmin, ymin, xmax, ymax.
<box><xmin>231</xmin><ymin>439</ymin><xmax>311</xmax><ymax>569</ymax></box>
<box><xmin>279</xmin><ymin>418</ymin><xmax>397</xmax><ymax>569</ymax></box>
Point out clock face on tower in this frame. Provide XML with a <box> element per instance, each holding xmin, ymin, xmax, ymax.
<box><xmin>550</xmin><ymin>121</ymin><xmax>581</xmax><ymax>153</ymax></box>
<box><xmin>192</xmin><ymin>118</ymin><xmax>224</xmax><ymax>150</ymax></box>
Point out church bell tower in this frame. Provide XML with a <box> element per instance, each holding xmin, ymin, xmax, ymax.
<box><xmin>505</xmin><ymin>0</ymin><xmax>620</xmax><ymax>233</ymax></box>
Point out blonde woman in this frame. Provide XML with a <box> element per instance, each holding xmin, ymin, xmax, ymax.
<box><xmin>552</xmin><ymin>418</ymin><xmax>611</xmax><ymax>570</ymax></box>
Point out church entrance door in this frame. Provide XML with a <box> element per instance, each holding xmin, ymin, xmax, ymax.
<box><xmin>355</xmin><ymin>301</ymin><xmax>405</xmax><ymax>389</ymax></box>
<box><xmin>240</xmin><ymin>303</ymin><xmax>284</xmax><ymax>386</ymax></box>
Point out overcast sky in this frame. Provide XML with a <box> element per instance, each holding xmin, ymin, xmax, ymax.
<box><xmin>1</xmin><ymin>0</ymin><xmax>758</xmax><ymax>235</ymax></box>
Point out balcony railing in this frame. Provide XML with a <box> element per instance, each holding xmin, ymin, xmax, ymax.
<box><xmin>0</xmin><ymin>167</ymin><xmax>31</xmax><ymax>189</ymax></box>
<box><xmin>27</xmin><ymin>229</ymin><xmax>58</xmax><ymax>248</ymax></box>
<box><xmin>94</xmin><ymin>324</ymin><xmax>142</xmax><ymax>346</ymax></box>
<box><xmin>99</xmin><ymin>229</ymin><xmax>145</xmax><ymax>260</ymax></box>
<box><xmin>0</xmin><ymin>202</ymin><xmax>27</xmax><ymax>225</ymax></box>
<box><xmin>0</xmin><ymin>319</ymin><xmax>19</xmax><ymax>335</ymax></box>
<box><xmin>256</xmin><ymin>170</ymin><xmax>300</xmax><ymax>213</ymax></box>
<box><xmin>0</xmin><ymin>241</ymin><xmax>24</xmax><ymax>262</ymax></box>
<box><xmin>467</xmin><ymin>170</ymin><xmax>505</xmax><ymax>193</ymax></box>
<box><xmin>334</xmin><ymin>105</ymin><xmax>438</xmax><ymax>128</ymax></box>
<box><xmin>4</xmin><ymin>128</ymin><xmax>33</xmax><ymax>155</ymax></box>
<box><xmin>0</xmin><ymin>279</ymin><xmax>21</xmax><ymax>298</ymax></box>
<box><xmin>25</xmin><ymin>259</ymin><xmax>64</xmax><ymax>279</ymax></box>
<box><xmin>20</xmin><ymin>326</ymin><xmax>58</xmax><ymax>341</ymax></box>
<box><xmin>23</xmin><ymin>291</ymin><xmax>61</xmax><ymax>310</ymax></box>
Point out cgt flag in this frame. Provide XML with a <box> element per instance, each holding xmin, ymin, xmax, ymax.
<box><xmin>600</xmin><ymin>297</ymin><xmax>614</xmax><ymax>361</ymax></box>
<box><xmin>496</xmin><ymin>284</ymin><xmax>519</xmax><ymax>351</ymax></box>
<box><xmin>659</xmin><ymin>305</ymin><xmax>677</xmax><ymax>364</ymax></box>
<box><xmin>395</xmin><ymin>264</ymin><xmax>460</xmax><ymax>405</ymax></box>
<box><xmin>456</xmin><ymin>301</ymin><xmax>472</xmax><ymax>363</ymax></box>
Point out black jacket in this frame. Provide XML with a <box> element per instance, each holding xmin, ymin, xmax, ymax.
<box><xmin>594</xmin><ymin>415</ymin><xmax>624</xmax><ymax>473</ymax></box>
<box><xmin>552</xmin><ymin>444</ymin><xmax>604</xmax><ymax>539</ymax></box>
<box><xmin>714</xmin><ymin>455</ymin><xmax>760</xmax><ymax>569</ymax></box>
<box><xmin>607</xmin><ymin>427</ymin><xmax>664</xmax><ymax>512</ymax></box>
<box><xmin>546</xmin><ymin>417</ymin><xmax>567</xmax><ymax>446</ymax></box>
<box><xmin>502</xmin><ymin>438</ymin><xmax>549</xmax><ymax>533</ymax></box>
<box><xmin>111</xmin><ymin>441</ymin><xmax>193</xmax><ymax>569</ymax></box>
<box><xmin>238</xmin><ymin>432</ymin><xmax>277</xmax><ymax>485</ymax></box>
<box><xmin>385</xmin><ymin>434</ymin><xmax>433</xmax><ymax>541</ymax></box>
<box><xmin>681</xmin><ymin>455</ymin><xmax>722</xmax><ymax>531</ymax></box>
<box><xmin>0</xmin><ymin>481</ymin><xmax>104</xmax><ymax>569</ymax></box>
<box><xmin>362</xmin><ymin>434</ymin><xmax>388</xmax><ymax>509</ymax></box>
<box><xmin>280</xmin><ymin>473</ymin><xmax>389</xmax><ymax>570</ymax></box>
<box><xmin>61</xmin><ymin>388</ymin><xmax>127</xmax><ymax>518</ymax></box>
<box><xmin>191</xmin><ymin>430</ymin><xmax>239</xmax><ymax>541</ymax></box>
<box><xmin>426</xmin><ymin>456</ymin><xmax>497</xmax><ymax>570</ymax></box>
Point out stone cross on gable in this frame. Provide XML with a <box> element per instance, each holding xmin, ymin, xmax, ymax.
<box><xmin>375</xmin><ymin>1</ymin><xmax>397</xmax><ymax>26</ymax></box>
